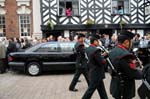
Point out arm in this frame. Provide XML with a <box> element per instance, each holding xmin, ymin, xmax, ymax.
<box><xmin>94</xmin><ymin>50</ymin><xmax>106</xmax><ymax>66</ymax></box>
<box><xmin>76</xmin><ymin>44</ymin><xmax>85</xmax><ymax>56</ymax></box>
<box><xmin>119</xmin><ymin>58</ymin><xmax>143</xmax><ymax>79</ymax></box>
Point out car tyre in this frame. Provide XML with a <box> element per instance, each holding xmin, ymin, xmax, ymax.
<box><xmin>27</xmin><ymin>62</ymin><xmax>41</xmax><ymax>76</ymax></box>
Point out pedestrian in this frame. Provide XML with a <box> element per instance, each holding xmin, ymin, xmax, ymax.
<box><xmin>0</xmin><ymin>39</ymin><xmax>6</xmax><ymax>73</ymax></box>
<box><xmin>66</xmin><ymin>8</ymin><xmax>72</xmax><ymax>16</ymax></box>
<box><xmin>16</xmin><ymin>38</ymin><xmax>21</xmax><ymax>51</ymax></box>
<box><xmin>82</xmin><ymin>35</ymin><xmax>108</xmax><ymax>99</ymax></box>
<box><xmin>22</xmin><ymin>37</ymin><xmax>32</xmax><ymax>49</ymax></box>
<box><xmin>69</xmin><ymin>33</ymin><xmax>89</xmax><ymax>92</ymax></box>
<box><xmin>7</xmin><ymin>38</ymin><xmax>17</xmax><ymax>54</ymax></box>
<box><xmin>109</xmin><ymin>30</ymin><xmax>143</xmax><ymax>99</ymax></box>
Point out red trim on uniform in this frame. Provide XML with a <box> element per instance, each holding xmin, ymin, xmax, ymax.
<box><xmin>129</xmin><ymin>62</ymin><xmax>136</xmax><ymax>69</ymax></box>
<box><xmin>117</xmin><ymin>44</ymin><xmax>128</xmax><ymax>50</ymax></box>
<box><xmin>102</xmin><ymin>59</ymin><xmax>107</xmax><ymax>64</ymax></box>
<box><xmin>90</xmin><ymin>44</ymin><xmax>97</xmax><ymax>47</ymax></box>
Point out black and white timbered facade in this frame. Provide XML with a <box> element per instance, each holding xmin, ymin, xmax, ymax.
<box><xmin>40</xmin><ymin>0</ymin><xmax>150</xmax><ymax>37</ymax></box>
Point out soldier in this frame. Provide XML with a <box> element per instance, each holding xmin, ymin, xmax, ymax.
<box><xmin>69</xmin><ymin>33</ymin><xmax>89</xmax><ymax>92</ymax></box>
<box><xmin>0</xmin><ymin>39</ymin><xmax>6</xmax><ymax>73</ymax></box>
<box><xmin>82</xmin><ymin>35</ymin><xmax>108</xmax><ymax>99</ymax></box>
<box><xmin>109</xmin><ymin>31</ymin><xmax>143</xmax><ymax>99</ymax></box>
<box><xmin>138</xmin><ymin>64</ymin><xmax>150</xmax><ymax>99</ymax></box>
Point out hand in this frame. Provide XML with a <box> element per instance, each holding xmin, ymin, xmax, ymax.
<box><xmin>133</xmin><ymin>60</ymin><xmax>143</xmax><ymax>69</ymax></box>
<box><xmin>102</xmin><ymin>52</ymin><xmax>108</xmax><ymax>58</ymax></box>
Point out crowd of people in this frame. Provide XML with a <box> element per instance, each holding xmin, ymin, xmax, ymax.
<box><xmin>0</xmin><ymin>32</ymin><xmax>150</xmax><ymax>72</ymax></box>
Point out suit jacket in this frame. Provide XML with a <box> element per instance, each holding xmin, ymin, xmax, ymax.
<box><xmin>7</xmin><ymin>41</ymin><xmax>17</xmax><ymax>54</ymax></box>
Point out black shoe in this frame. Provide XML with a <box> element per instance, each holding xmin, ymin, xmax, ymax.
<box><xmin>0</xmin><ymin>70</ymin><xmax>6</xmax><ymax>74</ymax></box>
<box><xmin>69</xmin><ymin>88</ymin><xmax>78</xmax><ymax>92</ymax></box>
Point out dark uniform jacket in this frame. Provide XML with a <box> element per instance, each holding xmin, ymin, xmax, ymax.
<box><xmin>74</xmin><ymin>42</ymin><xmax>87</xmax><ymax>69</ymax></box>
<box><xmin>7</xmin><ymin>41</ymin><xmax>17</xmax><ymax>54</ymax></box>
<box><xmin>86</xmin><ymin>44</ymin><xmax>106</xmax><ymax>80</ymax></box>
<box><xmin>109</xmin><ymin>44</ymin><xmax>142</xmax><ymax>98</ymax></box>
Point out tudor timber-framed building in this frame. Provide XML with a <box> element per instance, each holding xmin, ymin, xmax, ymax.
<box><xmin>40</xmin><ymin>0</ymin><xmax>150</xmax><ymax>38</ymax></box>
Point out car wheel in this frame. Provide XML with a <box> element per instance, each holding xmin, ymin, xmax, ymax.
<box><xmin>27</xmin><ymin>62</ymin><xmax>41</xmax><ymax>76</ymax></box>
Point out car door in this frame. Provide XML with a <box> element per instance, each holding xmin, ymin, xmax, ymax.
<box><xmin>59</xmin><ymin>42</ymin><xmax>76</xmax><ymax>64</ymax></box>
<box><xmin>34</xmin><ymin>42</ymin><xmax>61</xmax><ymax>66</ymax></box>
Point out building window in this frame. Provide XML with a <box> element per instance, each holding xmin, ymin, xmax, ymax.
<box><xmin>19</xmin><ymin>15</ymin><xmax>31</xmax><ymax>37</ymax></box>
<box><xmin>59</xmin><ymin>0</ymin><xmax>79</xmax><ymax>16</ymax></box>
<box><xmin>0</xmin><ymin>15</ymin><xmax>5</xmax><ymax>37</ymax></box>
<box><xmin>112</xmin><ymin>0</ymin><xmax>130</xmax><ymax>15</ymax></box>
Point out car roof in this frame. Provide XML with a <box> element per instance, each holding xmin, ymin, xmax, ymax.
<box><xmin>25</xmin><ymin>41</ymin><xmax>76</xmax><ymax>52</ymax></box>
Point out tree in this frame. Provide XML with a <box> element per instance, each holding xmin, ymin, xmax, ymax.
<box><xmin>119</xmin><ymin>20</ymin><xmax>127</xmax><ymax>31</ymax></box>
<box><xmin>86</xmin><ymin>18</ymin><xmax>94</xmax><ymax>26</ymax></box>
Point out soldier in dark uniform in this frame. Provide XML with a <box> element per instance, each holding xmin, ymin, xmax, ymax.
<box><xmin>138</xmin><ymin>64</ymin><xmax>150</xmax><ymax>99</ymax></box>
<box><xmin>82</xmin><ymin>35</ymin><xmax>108</xmax><ymax>99</ymax></box>
<box><xmin>69</xmin><ymin>33</ymin><xmax>89</xmax><ymax>92</ymax></box>
<box><xmin>109</xmin><ymin>31</ymin><xmax>143</xmax><ymax>99</ymax></box>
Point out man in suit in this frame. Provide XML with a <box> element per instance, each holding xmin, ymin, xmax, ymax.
<box><xmin>82</xmin><ymin>35</ymin><xmax>108</xmax><ymax>99</ymax></box>
<box><xmin>69</xmin><ymin>33</ymin><xmax>89</xmax><ymax>92</ymax></box>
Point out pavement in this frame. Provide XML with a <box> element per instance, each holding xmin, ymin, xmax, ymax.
<box><xmin>0</xmin><ymin>71</ymin><xmax>142</xmax><ymax>99</ymax></box>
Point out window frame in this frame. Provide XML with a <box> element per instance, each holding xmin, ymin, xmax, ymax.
<box><xmin>19</xmin><ymin>14</ymin><xmax>31</xmax><ymax>37</ymax></box>
<box><xmin>111</xmin><ymin>0</ymin><xmax>131</xmax><ymax>15</ymax></box>
<box><xmin>35</xmin><ymin>43</ymin><xmax>59</xmax><ymax>52</ymax></box>
<box><xmin>57</xmin><ymin>0</ymin><xmax>80</xmax><ymax>17</ymax></box>
<box><xmin>0</xmin><ymin>15</ymin><xmax>5</xmax><ymax>37</ymax></box>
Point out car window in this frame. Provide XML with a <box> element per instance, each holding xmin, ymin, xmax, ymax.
<box><xmin>59</xmin><ymin>42</ymin><xmax>75</xmax><ymax>52</ymax></box>
<box><xmin>35</xmin><ymin>43</ymin><xmax>58</xmax><ymax>52</ymax></box>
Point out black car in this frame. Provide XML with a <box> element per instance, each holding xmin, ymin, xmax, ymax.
<box><xmin>8</xmin><ymin>42</ymin><xmax>77</xmax><ymax>76</ymax></box>
<box><xmin>133</xmin><ymin>41</ymin><xmax>150</xmax><ymax>66</ymax></box>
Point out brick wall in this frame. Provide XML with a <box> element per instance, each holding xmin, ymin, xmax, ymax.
<box><xmin>4</xmin><ymin>0</ymin><xmax>33</xmax><ymax>38</ymax></box>
<box><xmin>5</xmin><ymin>0</ymin><xmax>19</xmax><ymax>38</ymax></box>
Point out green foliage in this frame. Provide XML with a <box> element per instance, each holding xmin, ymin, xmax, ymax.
<box><xmin>47</xmin><ymin>20</ymin><xmax>54</xmax><ymax>30</ymax></box>
<box><xmin>119</xmin><ymin>20</ymin><xmax>127</xmax><ymax>31</ymax></box>
<box><xmin>86</xmin><ymin>18</ymin><xmax>94</xmax><ymax>26</ymax></box>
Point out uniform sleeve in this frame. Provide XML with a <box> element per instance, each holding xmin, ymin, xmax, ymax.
<box><xmin>76</xmin><ymin>44</ymin><xmax>85</xmax><ymax>56</ymax></box>
<box><xmin>147</xmin><ymin>65</ymin><xmax>150</xmax><ymax>83</ymax></box>
<box><xmin>119</xmin><ymin>58</ymin><xmax>143</xmax><ymax>79</ymax></box>
<box><xmin>94</xmin><ymin>50</ymin><xmax>106</xmax><ymax>66</ymax></box>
